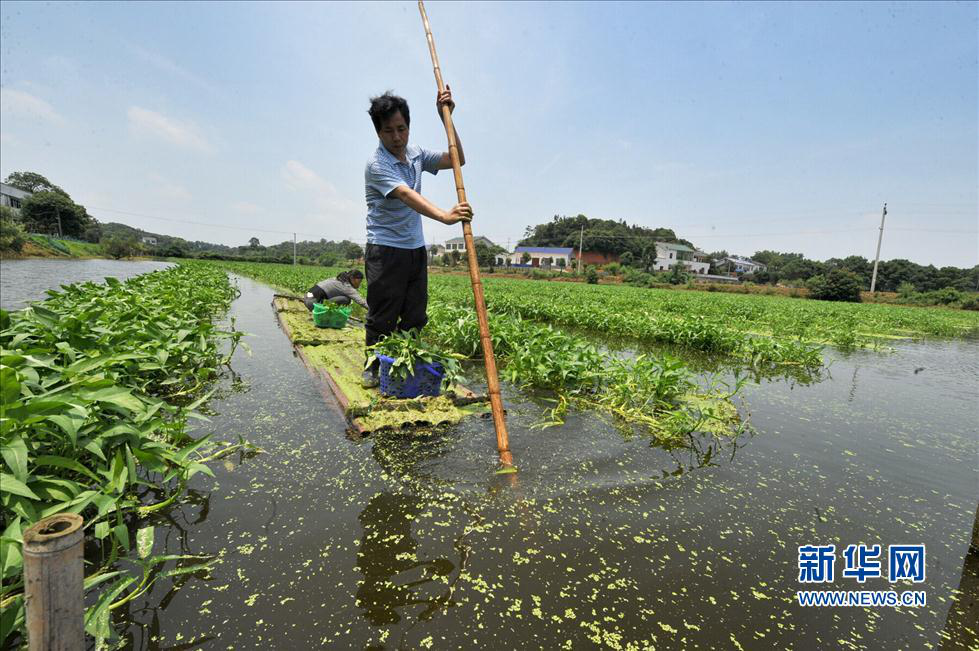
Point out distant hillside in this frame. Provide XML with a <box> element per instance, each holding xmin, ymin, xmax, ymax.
<box><xmin>519</xmin><ymin>214</ymin><xmax>694</xmax><ymax>257</ymax></box>
<box><xmin>99</xmin><ymin>222</ymin><xmax>362</xmax><ymax>265</ymax></box>
<box><xmin>100</xmin><ymin>223</ymin><xmax>234</xmax><ymax>253</ymax></box>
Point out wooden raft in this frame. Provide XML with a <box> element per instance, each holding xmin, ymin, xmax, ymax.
<box><xmin>272</xmin><ymin>296</ymin><xmax>489</xmax><ymax>435</ymax></box>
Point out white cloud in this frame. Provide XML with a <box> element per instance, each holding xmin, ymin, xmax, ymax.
<box><xmin>148</xmin><ymin>173</ymin><xmax>193</xmax><ymax>202</ymax></box>
<box><xmin>281</xmin><ymin>160</ymin><xmax>360</xmax><ymax>217</ymax></box>
<box><xmin>127</xmin><ymin>106</ymin><xmax>213</xmax><ymax>153</ymax></box>
<box><xmin>0</xmin><ymin>88</ymin><xmax>65</xmax><ymax>125</ymax></box>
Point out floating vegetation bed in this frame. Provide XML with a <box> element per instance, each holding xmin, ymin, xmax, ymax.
<box><xmin>272</xmin><ymin>296</ymin><xmax>489</xmax><ymax>435</ymax></box>
<box><xmin>0</xmin><ymin>265</ymin><xmax>249</xmax><ymax>646</ymax></box>
<box><xmin>197</xmin><ymin>261</ymin><xmax>749</xmax><ymax>441</ymax></box>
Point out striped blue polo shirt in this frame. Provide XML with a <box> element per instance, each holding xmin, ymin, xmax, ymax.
<box><xmin>364</xmin><ymin>142</ymin><xmax>442</xmax><ymax>249</ymax></box>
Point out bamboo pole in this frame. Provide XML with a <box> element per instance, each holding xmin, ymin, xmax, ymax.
<box><xmin>23</xmin><ymin>513</ymin><xmax>85</xmax><ymax>651</ymax></box>
<box><xmin>418</xmin><ymin>0</ymin><xmax>513</xmax><ymax>467</ymax></box>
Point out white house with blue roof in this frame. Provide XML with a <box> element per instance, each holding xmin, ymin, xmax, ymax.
<box><xmin>509</xmin><ymin>246</ymin><xmax>575</xmax><ymax>269</ymax></box>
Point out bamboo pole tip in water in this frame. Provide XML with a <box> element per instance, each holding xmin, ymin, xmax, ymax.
<box><xmin>23</xmin><ymin>514</ymin><xmax>84</xmax><ymax>553</ymax></box>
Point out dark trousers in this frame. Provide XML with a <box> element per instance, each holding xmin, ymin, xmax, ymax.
<box><xmin>303</xmin><ymin>286</ymin><xmax>350</xmax><ymax>311</ymax></box>
<box><xmin>365</xmin><ymin>243</ymin><xmax>428</xmax><ymax>372</ymax></box>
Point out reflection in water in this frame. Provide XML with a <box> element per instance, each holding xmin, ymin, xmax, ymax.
<box><xmin>658</xmin><ymin>424</ymin><xmax>754</xmax><ymax>479</ymax></box>
<box><xmin>357</xmin><ymin>430</ymin><xmax>490</xmax><ymax>645</ymax></box>
<box><xmin>355</xmin><ymin>492</ymin><xmax>455</xmax><ymax>625</ymax></box>
<box><xmin>118</xmin><ymin>490</ymin><xmax>216</xmax><ymax>651</ymax></box>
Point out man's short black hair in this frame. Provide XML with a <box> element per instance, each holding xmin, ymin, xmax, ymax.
<box><xmin>368</xmin><ymin>92</ymin><xmax>410</xmax><ymax>132</ymax></box>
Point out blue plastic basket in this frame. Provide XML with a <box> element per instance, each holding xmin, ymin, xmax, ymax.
<box><xmin>376</xmin><ymin>354</ymin><xmax>444</xmax><ymax>399</ymax></box>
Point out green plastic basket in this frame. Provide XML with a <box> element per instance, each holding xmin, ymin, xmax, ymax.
<box><xmin>312</xmin><ymin>303</ymin><xmax>352</xmax><ymax>329</ymax></box>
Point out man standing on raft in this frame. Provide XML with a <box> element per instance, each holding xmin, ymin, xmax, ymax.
<box><xmin>361</xmin><ymin>88</ymin><xmax>473</xmax><ymax>388</ymax></box>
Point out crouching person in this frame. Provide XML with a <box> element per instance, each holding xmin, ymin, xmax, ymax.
<box><xmin>304</xmin><ymin>270</ymin><xmax>368</xmax><ymax>311</ymax></box>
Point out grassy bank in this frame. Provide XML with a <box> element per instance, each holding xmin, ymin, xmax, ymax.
<box><xmin>3</xmin><ymin>234</ymin><xmax>104</xmax><ymax>259</ymax></box>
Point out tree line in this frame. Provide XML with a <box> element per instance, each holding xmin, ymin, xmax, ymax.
<box><xmin>519</xmin><ymin>214</ymin><xmax>692</xmax><ymax>257</ymax></box>
<box><xmin>740</xmin><ymin>250</ymin><xmax>978</xmax><ymax>294</ymax></box>
<box><xmin>1</xmin><ymin>170</ymin><xmax>365</xmax><ymax>264</ymax></box>
<box><xmin>518</xmin><ymin>214</ymin><xmax>977</xmax><ymax>293</ymax></box>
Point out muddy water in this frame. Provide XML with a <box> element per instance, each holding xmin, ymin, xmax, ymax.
<box><xmin>106</xmin><ymin>275</ymin><xmax>978</xmax><ymax>649</ymax></box>
<box><xmin>0</xmin><ymin>258</ymin><xmax>173</xmax><ymax>310</ymax></box>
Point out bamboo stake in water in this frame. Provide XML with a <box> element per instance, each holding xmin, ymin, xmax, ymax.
<box><xmin>418</xmin><ymin>0</ymin><xmax>513</xmax><ymax>467</ymax></box>
<box><xmin>23</xmin><ymin>514</ymin><xmax>85</xmax><ymax>651</ymax></box>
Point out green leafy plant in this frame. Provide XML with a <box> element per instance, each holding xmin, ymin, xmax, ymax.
<box><xmin>366</xmin><ymin>329</ymin><xmax>464</xmax><ymax>389</ymax></box>
<box><xmin>313</xmin><ymin>300</ymin><xmax>348</xmax><ymax>314</ymax></box>
<box><xmin>0</xmin><ymin>264</ymin><xmax>250</xmax><ymax>646</ymax></box>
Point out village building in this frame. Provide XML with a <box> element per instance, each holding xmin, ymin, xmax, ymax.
<box><xmin>653</xmin><ymin>242</ymin><xmax>710</xmax><ymax>275</ymax></box>
<box><xmin>716</xmin><ymin>256</ymin><xmax>767</xmax><ymax>275</ymax></box>
<box><xmin>442</xmin><ymin>235</ymin><xmax>497</xmax><ymax>252</ymax></box>
<box><xmin>0</xmin><ymin>182</ymin><xmax>32</xmax><ymax>213</ymax></box>
<box><xmin>433</xmin><ymin>235</ymin><xmax>509</xmax><ymax>266</ymax></box>
<box><xmin>510</xmin><ymin>246</ymin><xmax>574</xmax><ymax>269</ymax></box>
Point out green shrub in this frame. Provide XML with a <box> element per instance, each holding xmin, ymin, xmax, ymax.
<box><xmin>897</xmin><ymin>281</ymin><xmax>917</xmax><ymax>300</ymax></box>
<box><xmin>1</xmin><ymin>210</ymin><xmax>27</xmax><ymax>253</ymax></box>
<box><xmin>807</xmin><ymin>269</ymin><xmax>863</xmax><ymax>302</ymax></box>
<box><xmin>603</xmin><ymin>262</ymin><xmax>622</xmax><ymax>276</ymax></box>
<box><xmin>585</xmin><ymin>265</ymin><xmax>599</xmax><ymax>284</ymax></box>
<box><xmin>623</xmin><ymin>268</ymin><xmax>650</xmax><ymax>286</ymax></box>
<box><xmin>921</xmin><ymin>287</ymin><xmax>964</xmax><ymax>306</ymax></box>
<box><xmin>102</xmin><ymin>236</ymin><xmax>136</xmax><ymax>259</ymax></box>
<box><xmin>668</xmin><ymin>264</ymin><xmax>690</xmax><ymax>285</ymax></box>
<box><xmin>959</xmin><ymin>295</ymin><xmax>979</xmax><ymax>311</ymax></box>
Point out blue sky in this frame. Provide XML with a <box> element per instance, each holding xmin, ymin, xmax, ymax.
<box><xmin>1</xmin><ymin>1</ymin><xmax>976</xmax><ymax>266</ymax></box>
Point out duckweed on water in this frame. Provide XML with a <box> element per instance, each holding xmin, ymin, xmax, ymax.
<box><xmin>99</xmin><ymin>273</ymin><xmax>976</xmax><ymax>650</ymax></box>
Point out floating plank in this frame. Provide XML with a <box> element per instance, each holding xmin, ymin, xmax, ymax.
<box><xmin>272</xmin><ymin>296</ymin><xmax>489</xmax><ymax>435</ymax></box>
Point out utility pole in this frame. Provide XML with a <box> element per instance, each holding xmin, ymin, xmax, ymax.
<box><xmin>55</xmin><ymin>206</ymin><xmax>63</xmax><ymax>238</ymax></box>
<box><xmin>293</xmin><ymin>233</ymin><xmax>297</xmax><ymax>266</ymax></box>
<box><xmin>869</xmin><ymin>203</ymin><xmax>887</xmax><ymax>293</ymax></box>
<box><xmin>577</xmin><ymin>224</ymin><xmax>585</xmax><ymax>274</ymax></box>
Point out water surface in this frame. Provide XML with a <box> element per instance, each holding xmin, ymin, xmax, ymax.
<box><xmin>0</xmin><ymin>258</ymin><xmax>172</xmax><ymax>310</ymax></box>
<box><xmin>6</xmin><ymin>261</ymin><xmax>973</xmax><ymax>649</ymax></box>
<box><xmin>107</xmin><ymin>274</ymin><xmax>977</xmax><ymax>649</ymax></box>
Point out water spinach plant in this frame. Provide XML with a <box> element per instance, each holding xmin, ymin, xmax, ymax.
<box><xmin>0</xmin><ymin>264</ymin><xmax>247</xmax><ymax>646</ymax></box>
<box><xmin>193</xmin><ymin>259</ymin><xmax>747</xmax><ymax>439</ymax></box>
<box><xmin>366</xmin><ymin>329</ymin><xmax>464</xmax><ymax>389</ymax></box>
<box><xmin>425</xmin><ymin>302</ymin><xmax>746</xmax><ymax>439</ymax></box>
<box><xmin>430</xmin><ymin>274</ymin><xmax>979</xmax><ymax>359</ymax></box>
